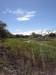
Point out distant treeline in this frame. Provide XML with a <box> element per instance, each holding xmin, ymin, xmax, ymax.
<box><xmin>0</xmin><ymin>20</ymin><xmax>56</xmax><ymax>41</ymax></box>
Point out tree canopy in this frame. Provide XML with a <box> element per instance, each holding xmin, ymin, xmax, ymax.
<box><xmin>0</xmin><ymin>21</ymin><xmax>8</xmax><ymax>41</ymax></box>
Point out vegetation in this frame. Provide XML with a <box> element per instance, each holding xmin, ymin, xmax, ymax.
<box><xmin>0</xmin><ymin>21</ymin><xmax>56</xmax><ymax>59</ymax></box>
<box><xmin>0</xmin><ymin>21</ymin><xmax>56</xmax><ymax>75</ymax></box>
<box><xmin>0</xmin><ymin>38</ymin><xmax>56</xmax><ymax>59</ymax></box>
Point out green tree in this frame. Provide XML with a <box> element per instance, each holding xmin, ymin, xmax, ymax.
<box><xmin>49</xmin><ymin>33</ymin><xmax>56</xmax><ymax>38</ymax></box>
<box><xmin>31</xmin><ymin>32</ymin><xmax>42</xmax><ymax>38</ymax></box>
<box><xmin>31</xmin><ymin>32</ymin><xmax>36</xmax><ymax>38</ymax></box>
<box><xmin>0</xmin><ymin>21</ymin><xmax>8</xmax><ymax>41</ymax></box>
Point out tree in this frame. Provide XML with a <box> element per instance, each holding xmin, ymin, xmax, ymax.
<box><xmin>0</xmin><ymin>21</ymin><xmax>8</xmax><ymax>41</ymax></box>
<box><xmin>49</xmin><ymin>33</ymin><xmax>56</xmax><ymax>38</ymax></box>
<box><xmin>31</xmin><ymin>32</ymin><xmax>42</xmax><ymax>38</ymax></box>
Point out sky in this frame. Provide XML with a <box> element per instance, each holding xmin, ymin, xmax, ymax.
<box><xmin>0</xmin><ymin>0</ymin><xmax>56</xmax><ymax>35</ymax></box>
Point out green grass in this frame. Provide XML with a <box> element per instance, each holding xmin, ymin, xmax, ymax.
<box><xmin>46</xmin><ymin>39</ymin><xmax>56</xmax><ymax>47</ymax></box>
<box><xmin>0</xmin><ymin>38</ymin><xmax>56</xmax><ymax>60</ymax></box>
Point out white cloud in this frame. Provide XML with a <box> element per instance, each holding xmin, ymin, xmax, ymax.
<box><xmin>16</xmin><ymin>11</ymin><xmax>36</xmax><ymax>21</ymax></box>
<box><xmin>12</xmin><ymin>9</ymin><xmax>24</xmax><ymax>15</ymax></box>
<box><xmin>1</xmin><ymin>9</ymin><xmax>36</xmax><ymax>21</ymax></box>
<box><xmin>2</xmin><ymin>9</ymin><xmax>12</xmax><ymax>14</ymax></box>
<box><xmin>12</xmin><ymin>29</ymin><xmax>50</xmax><ymax>35</ymax></box>
<box><xmin>12</xmin><ymin>29</ymin><xmax>56</xmax><ymax>35</ymax></box>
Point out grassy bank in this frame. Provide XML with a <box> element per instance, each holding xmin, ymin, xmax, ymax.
<box><xmin>0</xmin><ymin>38</ymin><xmax>56</xmax><ymax>75</ymax></box>
<box><xmin>0</xmin><ymin>38</ymin><xmax>56</xmax><ymax>60</ymax></box>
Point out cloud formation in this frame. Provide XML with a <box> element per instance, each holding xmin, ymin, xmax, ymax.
<box><xmin>13</xmin><ymin>29</ymin><xmax>55</xmax><ymax>35</ymax></box>
<box><xmin>1</xmin><ymin>9</ymin><xmax>36</xmax><ymax>21</ymax></box>
<box><xmin>16</xmin><ymin>11</ymin><xmax>36</xmax><ymax>21</ymax></box>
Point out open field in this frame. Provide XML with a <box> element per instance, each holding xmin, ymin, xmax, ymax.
<box><xmin>0</xmin><ymin>38</ymin><xmax>56</xmax><ymax>60</ymax></box>
<box><xmin>0</xmin><ymin>38</ymin><xmax>56</xmax><ymax>75</ymax></box>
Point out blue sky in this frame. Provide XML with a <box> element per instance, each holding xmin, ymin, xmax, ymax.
<box><xmin>0</xmin><ymin>0</ymin><xmax>56</xmax><ymax>35</ymax></box>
